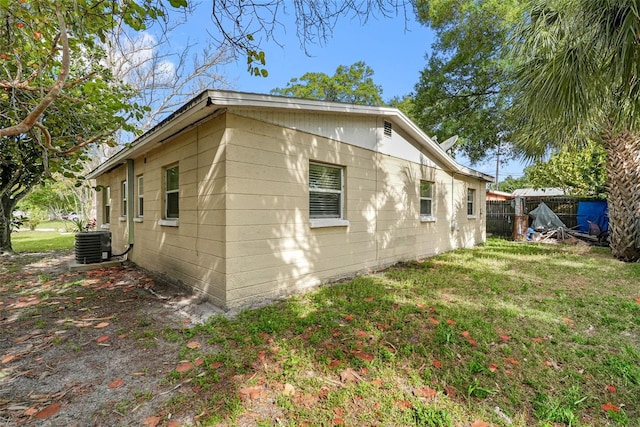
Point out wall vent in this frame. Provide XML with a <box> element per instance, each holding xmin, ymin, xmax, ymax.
<box><xmin>383</xmin><ymin>120</ymin><xmax>392</xmax><ymax>137</ymax></box>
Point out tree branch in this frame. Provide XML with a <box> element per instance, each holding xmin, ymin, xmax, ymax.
<box><xmin>33</xmin><ymin>118</ymin><xmax>123</xmax><ymax>157</ymax></box>
<box><xmin>450</xmin><ymin>89</ymin><xmax>502</xmax><ymax>99</ymax></box>
<box><xmin>62</xmin><ymin>71</ymin><xmax>98</xmax><ymax>90</ymax></box>
<box><xmin>33</xmin><ymin>122</ymin><xmax>53</xmax><ymax>152</ymax></box>
<box><xmin>20</xmin><ymin>33</ymin><xmax>62</xmax><ymax>87</ymax></box>
<box><xmin>59</xmin><ymin>123</ymin><xmax>126</xmax><ymax>156</ymax></box>
<box><xmin>0</xmin><ymin>167</ymin><xmax>23</xmax><ymax>199</ymax></box>
<box><xmin>0</xmin><ymin>3</ymin><xmax>69</xmax><ymax>138</ymax></box>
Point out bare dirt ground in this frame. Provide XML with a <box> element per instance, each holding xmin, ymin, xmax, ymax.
<box><xmin>0</xmin><ymin>250</ymin><xmax>220</xmax><ymax>427</ymax></box>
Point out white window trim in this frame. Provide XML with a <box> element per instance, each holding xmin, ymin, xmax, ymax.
<box><xmin>118</xmin><ymin>216</ymin><xmax>126</xmax><ymax>222</ymax></box>
<box><xmin>100</xmin><ymin>223</ymin><xmax>110</xmax><ymax>230</ymax></box>
<box><xmin>309</xmin><ymin>162</ymin><xmax>345</xmax><ymax>221</ymax></box>
<box><xmin>103</xmin><ymin>186</ymin><xmax>111</xmax><ymax>225</ymax></box>
<box><xmin>310</xmin><ymin>218</ymin><xmax>350</xmax><ymax>228</ymax></box>
<box><xmin>164</xmin><ymin>165</ymin><xmax>179</xmax><ymax>220</ymax></box>
<box><xmin>419</xmin><ymin>180</ymin><xmax>434</xmax><ymax>219</ymax></box>
<box><xmin>158</xmin><ymin>219</ymin><xmax>179</xmax><ymax>227</ymax></box>
<box><xmin>121</xmin><ymin>180</ymin><xmax>128</xmax><ymax>216</ymax></box>
<box><xmin>467</xmin><ymin>188</ymin><xmax>476</xmax><ymax>218</ymax></box>
<box><xmin>137</xmin><ymin>175</ymin><xmax>144</xmax><ymax>218</ymax></box>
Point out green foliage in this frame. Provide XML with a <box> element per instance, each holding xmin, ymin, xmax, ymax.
<box><xmin>246</xmin><ymin>43</ymin><xmax>268</xmax><ymax>78</ymax></box>
<box><xmin>509</xmin><ymin>0</ymin><xmax>640</xmax><ymax>260</ymax></box>
<box><xmin>525</xmin><ymin>142</ymin><xmax>607</xmax><ymax>197</ymax></box>
<box><xmin>69</xmin><ymin>217</ymin><xmax>96</xmax><ymax>233</ymax></box>
<box><xmin>24</xmin><ymin>217</ymin><xmax>41</xmax><ymax>231</ymax></box>
<box><xmin>498</xmin><ymin>175</ymin><xmax>530</xmax><ymax>193</ymax></box>
<box><xmin>10</xmin><ymin>214</ymin><xmax>26</xmax><ymax>232</ymax></box>
<box><xmin>498</xmin><ymin>143</ymin><xmax>607</xmax><ymax>196</ymax></box>
<box><xmin>412</xmin><ymin>0</ymin><xmax>524</xmax><ymax>164</ymax></box>
<box><xmin>604</xmin><ymin>345</ymin><xmax>640</xmax><ymax>386</ymax></box>
<box><xmin>388</xmin><ymin>95</ymin><xmax>416</xmax><ymax>120</ymax></box>
<box><xmin>156</xmin><ymin>239</ymin><xmax>640</xmax><ymax>426</ymax></box>
<box><xmin>20</xmin><ymin>180</ymin><xmax>80</xmax><ymax>219</ymax></box>
<box><xmin>511</xmin><ymin>0</ymin><xmax>640</xmax><ymax>151</ymax></box>
<box><xmin>169</xmin><ymin>0</ymin><xmax>188</xmax><ymax>7</ymax></box>
<box><xmin>466</xmin><ymin>379</ymin><xmax>494</xmax><ymax>399</ymax></box>
<box><xmin>412</xmin><ymin>403</ymin><xmax>453</xmax><ymax>426</ymax></box>
<box><xmin>0</xmin><ymin>0</ymin><xmax>169</xmax><ymax>252</ymax></box>
<box><xmin>5</xmin><ymin>238</ymin><xmax>640</xmax><ymax>424</ymax></box>
<box><xmin>271</xmin><ymin>61</ymin><xmax>384</xmax><ymax>106</ymax></box>
<box><xmin>533</xmin><ymin>386</ymin><xmax>586</xmax><ymax>426</ymax></box>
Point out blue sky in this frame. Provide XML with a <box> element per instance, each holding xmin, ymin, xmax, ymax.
<box><xmin>225</xmin><ymin>11</ymin><xmax>434</xmax><ymax>101</ymax></box>
<box><xmin>179</xmin><ymin>3</ymin><xmax>526</xmax><ymax>181</ymax></box>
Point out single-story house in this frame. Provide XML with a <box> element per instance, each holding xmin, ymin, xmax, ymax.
<box><xmin>87</xmin><ymin>90</ymin><xmax>493</xmax><ymax>310</ymax></box>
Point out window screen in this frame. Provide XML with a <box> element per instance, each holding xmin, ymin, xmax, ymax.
<box><xmin>104</xmin><ymin>186</ymin><xmax>111</xmax><ymax>224</ymax></box>
<box><xmin>165</xmin><ymin>166</ymin><xmax>179</xmax><ymax>219</ymax></box>
<box><xmin>420</xmin><ymin>181</ymin><xmax>433</xmax><ymax>217</ymax></box>
<box><xmin>121</xmin><ymin>180</ymin><xmax>127</xmax><ymax>216</ymax></box>
<box><xmin>467</xmin><ymin>188</ymin><xmax>476</xmax><ymax>216</ymax></box>
<box><xmin>137</xmin><ymin>175</ymin><xmax>144</xmax><ymax>217</ymax></box>
<box><xmin>309</xmin><ymin>162</ymin><xmax>343</xmax><ymax>219</ymax></box>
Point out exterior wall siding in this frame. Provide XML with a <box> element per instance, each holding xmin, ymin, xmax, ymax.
<box><xmin>237</xmin><ymin>109</ymin><xmax>441</xmax><ymax>169</ymax></box>
<box><xmin>95</xmin><ymin>115</ymin><xmax>229</xmax><ymax>307</ymax></box>
<box><xmin>222</xmin><ymin>113</ymin><xmax>485</xmax><ymax>309</ymax></box>
<box><xmin>94</xmin><ymin>109</ymin><xmax>486</xmax><ymax>311</ymax></box>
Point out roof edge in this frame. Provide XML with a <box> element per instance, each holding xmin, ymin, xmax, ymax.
<box><xmin>87</xmin><ymin>90</ymin><xmax>494</xmax><ymax>182</ymax></box>
<box><xmin>87</xmin><ymin>91</ymin><xmax>213</xmax><ymax>179</ymax></box>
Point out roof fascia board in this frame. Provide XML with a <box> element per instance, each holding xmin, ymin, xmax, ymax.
<box><xmin>208</xmin><ymin>91</ymin><xmax>491</xmax><ymax>181</ymax></box>
<box><xmin>87</xmin><ymin>92</ymin><xmax>213</xmax><ymax>179</ymax></box>
<box><xmin>377</xmin><ymin>111</ymin><xmax>492</xmax><ymax>182</ymax></box>
<box><xmin>88</xmin><ymin>90</ymin><xmax>493</xmax><ymax>183</ymax></box>
<box><xmin>206</xmin><ymin>90</ymin><xmax>395</xmax><ymax>115</ymax></box>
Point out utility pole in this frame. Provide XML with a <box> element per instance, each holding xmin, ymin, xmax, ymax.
<box><xmin>494</xmin><ymin>143</ymin><xmax>501</xmax><ymax>191</ymax></box>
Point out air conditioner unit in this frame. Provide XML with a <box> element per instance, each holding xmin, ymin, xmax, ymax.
<box><xmin>75</xmin><ymin>231</ymin><xmax>112</xmax><ymax>264</ymax></box>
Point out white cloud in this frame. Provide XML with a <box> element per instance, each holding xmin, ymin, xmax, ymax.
<box><xmin>105</xmin><ymin>31</ymin><xmax>176</xmax><ymax>86</ymax></box>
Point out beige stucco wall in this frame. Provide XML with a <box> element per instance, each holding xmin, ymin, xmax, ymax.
<box><xmin>95</xmin><ymin>114</ymin><xmax>228</xmax><ymax>307</ymax></box>
<box><xmin>95</xmin><ymin>111</ymin><xmax>486</xmax><ymax>310</ymax></box>
<box><xmin>222</xmin><ymin>113</ymin><xmax>486</xmax><ymax>309</ymax></box>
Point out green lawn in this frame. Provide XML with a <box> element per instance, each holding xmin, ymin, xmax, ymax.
<box><xmin>11</xmin><ymin>230</ymin><xmax>75</xmax><ymax>252</ymax></box>
<box><xmin>6</xmin><ymin>233</ymin><xmax>639</xmax><ymax>426</ymax></box>
<box><xmin>34</xmin><ymin>220</ymin><xmax>70</xmax><ymax>231</ymax></box>
<box><xmin>11</xmin><ymin>220</ymin><xmax>77</xmax><ymax>252</ymax></box>
<box><xmin>158</xmin><ymin>239</ymin><xmax>640</xmax><ymax>426</ymax></box>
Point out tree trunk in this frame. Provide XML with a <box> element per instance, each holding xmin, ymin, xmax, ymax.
<box><xmin>603</xmin><ymin>129</ymin><xmax>640</xmax><ymax>261</ymax></box>
<box><xmin>0</xmin><ymin>195</ymin><xmax>18</xmax><ymax>254</ymax></box>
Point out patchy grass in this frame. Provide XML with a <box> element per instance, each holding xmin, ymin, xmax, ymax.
<box><xmin>3</xmin><ymin>237</ymin><xmax>638</xmax><ymax>426</ymax></box>
<box><xmin>0</xmin><ymin>253</ymin><xmax>186</xmax><ymax>426</ymax></box>
<box><xmin>11</xmin><ymin>231</ymin><xmax>74</xmax><ymax>252</ymax></box>
<box><xmin>160</xmin><ymin>239</ymin><xmax>640</xmax><ymax>426</ymax></box>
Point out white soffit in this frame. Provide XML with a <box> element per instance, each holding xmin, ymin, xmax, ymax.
<box><xmin>88</xmin><ymin>90</ymin><xmax>493</xmax><ymax>182</ymax></box>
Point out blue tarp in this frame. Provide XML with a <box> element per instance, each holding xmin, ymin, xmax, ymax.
<box><xmin>577</xmin><ymin>200</ymin><xmax>608</xmax><ymax>233</ymax></box>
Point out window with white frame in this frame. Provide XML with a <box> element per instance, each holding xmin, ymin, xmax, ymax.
<box><xmin>467</xmin><ymin>188</ymin><xmax>476</xmax><ymax>216</ymax></box>
<box><xmin>103</xmin><ymin>186</ymin><xmax>111</xmax><ymax>224</ymax></box>
<box><xmin>309</xmin><ymin>162</ymin><xmax>344</xmax><ymax>219</ymax></box>
<box><xmin>420</xmin><ymin>181</ymin><xmax>434</xmax><ymax>218</ymax></box>
<box><xmin>121</xmin><ymin>180</ymin><xmax>127</xmax><ymax>216</ymax></box>
<box><xmin>137</xmin><ymin>175</ymin><xmax>144</xmax><ymax>217</ymax></box>
<box><xmin>165</xmin><ymin>165</ymin><xmax>179</xmax><ymax>219</ymax></box>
